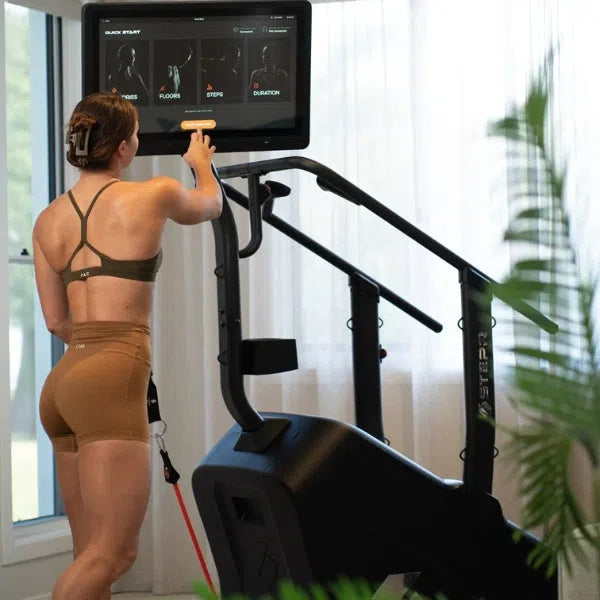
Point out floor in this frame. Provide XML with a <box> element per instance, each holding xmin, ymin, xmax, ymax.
<box><xmin>112</xmin><ymin>595</ymin><xmax>198</xmax><ymax>599</ymax></box>
<box><xmin>110</xmin><ymin>575</ymin><xmax>415</xmax><ymax>600</ymax></box>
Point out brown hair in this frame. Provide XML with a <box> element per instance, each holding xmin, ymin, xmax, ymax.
<box><xmin>66</xmin><ymin>92</ymin><xmax>137</xmax><ymax>170</ymax></box>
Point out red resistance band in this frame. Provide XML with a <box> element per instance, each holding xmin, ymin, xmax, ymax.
<box><xmin>147</xmin><ymin>373</ymin><xmax>217</xmax><ymax>596</ymax></box>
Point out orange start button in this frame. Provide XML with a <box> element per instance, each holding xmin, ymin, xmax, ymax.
<box><xmin>180</xmin><ymin>119</ymin><xmax>217</xmax><ymax>130</ymax></box>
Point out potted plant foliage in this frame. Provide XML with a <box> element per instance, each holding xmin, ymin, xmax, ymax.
<box><xmin>488</xmin><ymin>50</ymin><xmax>600</xmax><ymax>598</ymax></box>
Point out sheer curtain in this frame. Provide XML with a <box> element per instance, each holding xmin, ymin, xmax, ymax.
<box><xmin>102</xmin><ymin>1</ymin><xmax>599</xmax><ymax>594</ymax></box>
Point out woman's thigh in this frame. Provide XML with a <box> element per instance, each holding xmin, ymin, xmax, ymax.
<box><xmin>55</xmin><ymin>450</ymin><xmax>88</xmax><ymax>555</ymax></box>
<box><xmin>78</xmin><ymin>439</ymin><xmax>151</xmax><ymax>553</ymax></box>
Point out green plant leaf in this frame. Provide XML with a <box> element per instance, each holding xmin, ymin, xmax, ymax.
<box><xmin>488</xmin><ymin>45</ymin><xmax>600</xmax><ymax>579</ymax></box>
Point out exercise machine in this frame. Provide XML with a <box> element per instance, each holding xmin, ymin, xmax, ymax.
<box><xmin>192</xmin><ymin>157</ymin><xmax>558</xmax><ymax>599</ymax></box>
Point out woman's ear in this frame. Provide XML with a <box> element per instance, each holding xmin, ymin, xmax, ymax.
<box><xmin>118</xmin><ymin>139</ymin><xmax>128</xmax><ymax>157</ymax></box>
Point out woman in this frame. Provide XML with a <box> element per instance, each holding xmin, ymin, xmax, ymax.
<box><xmin>33</xmin><ymin>92</ymin><xmax>222</xmax><ymax>600</ymax></box>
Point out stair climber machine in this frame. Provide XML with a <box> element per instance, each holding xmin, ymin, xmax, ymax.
<box><xmin>192</xmin><ymin>158</ymin><xmax>559</xmax><ymax>600</ymax></box>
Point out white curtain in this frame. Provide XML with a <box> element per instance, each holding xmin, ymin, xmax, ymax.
<box><xmin>87</xmin><ymin>0</ymin><xmax>599</xmax><ymax>594</ymax></box>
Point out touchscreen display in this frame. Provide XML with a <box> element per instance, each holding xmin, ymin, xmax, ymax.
<box><xmin>83</xmin><ymin>2</ymin><xmax>311</xmax><ymax>154</ymax></box>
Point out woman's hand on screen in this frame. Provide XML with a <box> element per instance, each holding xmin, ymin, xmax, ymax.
<box><xmin>183</xmin><ymin>129</ymin><xmax>215</xmax><ymax>171</ymax></box>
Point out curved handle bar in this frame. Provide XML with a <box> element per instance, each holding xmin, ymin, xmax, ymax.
<box><xmin>218</xmin><ymin>156</ymin><xmax>558</xmax><ymax>335</ymax></box>
<box><xmin>239</xmin><ymin>174</ymin><xmax>263</xmax><ymax>259</ymax></box>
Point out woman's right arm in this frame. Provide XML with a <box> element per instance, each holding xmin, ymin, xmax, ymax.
<box><xmin>155</xmin><ymin>130</ymin><xmax>223</xmax><ymax>225</ymax></box>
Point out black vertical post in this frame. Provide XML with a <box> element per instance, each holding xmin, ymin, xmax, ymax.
<box><xmin>349</xmin><ymin>272</ymin><xmax>385</xmax><ymax>442</ymax></box>
<box><xmin>210</xmin><ymin>169</ymin><xmax>290</xmax><ymax>452</ymax></box>
<box><xmin>211</xmin><ymin>195</ymin><xmax>264</xmax><ymax>432</ymax></box>
<box><xmin>460</xmin><ymin>268</ymin><xmax>496</xmax><ymax>493</ymax></box>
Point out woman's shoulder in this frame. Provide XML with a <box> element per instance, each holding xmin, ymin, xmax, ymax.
<box><xmin>120</xmin><ymin>177</ymin><xmax>185</xmax><ymax>218</ymax></box>
<box><xmin>141</xmin><ymin>176</ymin><xmax>186</xmax><ymax>199</ymax></box>
<box><xmin>114</xmin><ymin>177</ymin><xmax>178</xmax><ymax>199</ymax></box>
<box><xmin>33</xmin><ymin>196</ymin><xmax>67</xmax><ymax>266</ymax></box>
<box><xmin>41</xmin><ymin>191</ymin><xmax>68</xmax><ymax>222</ymax></box>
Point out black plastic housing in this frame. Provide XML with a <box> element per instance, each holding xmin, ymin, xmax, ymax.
<box><xmin>193</xmin><ymin>412</ymin><xmax>557</xmax><ymax>600</ymax></box>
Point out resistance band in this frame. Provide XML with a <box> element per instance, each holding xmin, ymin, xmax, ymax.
<box><xmin>147</xmin><ymin>373</ymin><xmax>217</xmax><ymax>596</ymax></box>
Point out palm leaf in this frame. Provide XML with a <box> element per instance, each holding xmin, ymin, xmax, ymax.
<box><xmin>488</xmin><ymin>48</ymin><xmax>600</xmax><ymax>578</ymax></box>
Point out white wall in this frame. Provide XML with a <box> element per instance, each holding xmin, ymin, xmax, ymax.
<box><xmin>0</xmin><ymin>557</ymin><xmax>73</xmax><ymax>600</ymax></box>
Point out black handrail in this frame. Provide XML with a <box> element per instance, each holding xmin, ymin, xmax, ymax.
<box><xmin>238</xmin><ymin>174</ymin><xmax>263</xmax><ymax>258</ymax></box>
<box><xmin>223</xmin><ymin>182</ymin><xmax>443</xmax><ymax>333</ymax></box>
<box><xmin>218</xmin><ymin>156</ymin><xmax>558</xmax><ymax>334</ymax></box>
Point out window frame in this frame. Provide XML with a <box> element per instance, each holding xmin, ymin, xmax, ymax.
<box><xmin>7</xmin><ymin>0</ymin><xmax>81</xmax><ymax>20</ymax></box>
<box><xmin>1</xmin><ymin>3</ymin><xmax>72</xmax><ymax>566</ymax></box>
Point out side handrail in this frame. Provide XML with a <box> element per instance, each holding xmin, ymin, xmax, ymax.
<box><xmin>218</xmin><ymin>156</ymin><xmax>558</xmax><ymax>334</ymax></box>
<box><xmin>222</xmin><ymin>182</ymin><xmax>443</xmax><ymax>333</ymax></box>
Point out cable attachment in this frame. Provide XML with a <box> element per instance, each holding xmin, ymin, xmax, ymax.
<box><xmin>347</xmin><ymin>317</ymin><xmax>384</xmax><ymax>331</ymax></box>
<box><xmin>457</xmin><ymin>316</ymin><xmax>496</xmax><ymax>330</ymax></box>
<box><xmin>153</xmin><ymin>429</ymin><xmax>180</xmax><ymax>485</ymax></box>
<box><xmin>459</xmin><ymin>446</ymin><xmax>499</xmax><ymax>461</ymax></box>
<box><xmin>154</xmin><ymin>431</ymin><xmax>166</xmax><ymax>453</ymax></box>
<box><xmin>159</xmin><ymin>448</ymin><xmax>181</xmax><ymax>485</ymax></box>
<box><xmin>153</xmin><ymin>420</ymin><xmax>167</xmax><ymax>451</ymax></box>
<box><xmin>144</xmin><ymin>365</ymin><xmax>216</xmax><ymax>596</ymax></box>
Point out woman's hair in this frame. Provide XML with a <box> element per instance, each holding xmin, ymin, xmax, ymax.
<box><xmin>66</xmin><ymin>92</ymin><xmax>137</xmax><ymax>170</ymax></box>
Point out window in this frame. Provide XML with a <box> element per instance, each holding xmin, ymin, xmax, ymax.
<box><xmin>5</xmin><ymin>1</ymin><xmax>64</xmax><ymax>525</ymax></box>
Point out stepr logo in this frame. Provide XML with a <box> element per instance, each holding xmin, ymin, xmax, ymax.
<box><xmin>477</xmin><ymin>331</ymin><xmax>492</xmax><ymax>415</ymax></box>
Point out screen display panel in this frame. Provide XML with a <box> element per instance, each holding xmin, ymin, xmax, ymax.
<box><xmin>82</xmin><ymin>1</ymin><xmax>311</xmax><ymax>154</ymax></box>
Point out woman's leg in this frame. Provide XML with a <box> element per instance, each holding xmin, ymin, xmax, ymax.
<box><xmin>51</xmin><ymin>439</ymin><xmax>151</xmax><ymax>600</ymax></box>
<box><xmin>54</xmin><ymin>450</ymin><xmax>111</xmax><ymax>600</ymax></box>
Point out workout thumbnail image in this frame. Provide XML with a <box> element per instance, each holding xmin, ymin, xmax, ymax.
<box><xmin>248</xmin><ymin>39</ymin><xmax>291</xmax><ymax>101</ymax></box>
<box><xmin>105</xmin><ymin>41</ymin><xmax>150</xmax><ymax>105</ymax></box>
<box><xmin>200</xmin><ymin>39</ymin><xmax>244</xmax><ymax>104</ymax></box>
<box><xmin>153</xmin><ymin>39</ymin><xmax>197</xmax><ymax>105</ymax></box>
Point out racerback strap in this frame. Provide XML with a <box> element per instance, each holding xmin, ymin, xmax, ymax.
<box><xmin>65</xmin><ymin>179</ymin><xmax>119</xmax><ymax>266</ymax></box>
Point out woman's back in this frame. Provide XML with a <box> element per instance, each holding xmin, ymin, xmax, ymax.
<box><xmin>38</xmin><ymin>178</ymin><xmax>166</xmax><ymax>326</ymax></box>
<box><xmin>33</xmin><ymin>92</ymin><xmax>220</xmax><ymax>337</ymax></box>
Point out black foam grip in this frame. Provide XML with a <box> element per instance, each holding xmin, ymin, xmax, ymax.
<box><xmin>147</xmin><ymin>372</ymin><xmax>162</xmax><ymax>424</ymax></box>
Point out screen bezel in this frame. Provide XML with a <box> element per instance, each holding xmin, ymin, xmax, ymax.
<box><xmin>82</xmin><ymin>1</ymin><xmax>311</xmax><ymax>155</ymax></box>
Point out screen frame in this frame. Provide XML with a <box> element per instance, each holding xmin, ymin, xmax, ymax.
<box><xmin>82</xmin><ymin>1</ymin><xmax>311</xmax><ymax>155</ymax></box>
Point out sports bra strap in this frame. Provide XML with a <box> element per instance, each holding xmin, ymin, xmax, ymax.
<box><xmin>85</xmin><ymin>179</ymin><xmax>119</xmax><ymax>220</ymax></box>
<box><xmin>67</xmin><ymin>179</ymin><xmax>119</xmax><ymax>245</ymax></box>
<box><xmin>67</xmin><ymin>190</ymin><xmax>85</xmax><ymax>220</ymax></box>
<box><xmin>64</xmin><ymin>179</ymin><xmax>119</xmax><ymax>266</ymax></box>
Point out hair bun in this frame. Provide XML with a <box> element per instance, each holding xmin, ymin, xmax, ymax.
<box><xmin>66</xmin><ymin>92</ymin><xmax>137</xmax><ymax>171</ymax></box>
<box><xmin>70</xmin><ymin>115</ymin><xmax>97</xmax><ymax>132</ymax></box>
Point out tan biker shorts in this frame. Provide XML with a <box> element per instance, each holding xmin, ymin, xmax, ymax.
<box><xmin>39</xmin><ymin>321</ymin><xmax>152</xmax><ymax>453</ymax></box>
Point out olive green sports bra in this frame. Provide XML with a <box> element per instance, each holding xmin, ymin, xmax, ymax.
<box><xmin>60</xmin><ymin>180</ymin><xmax>163</xmax><ymax>286</ymax></box>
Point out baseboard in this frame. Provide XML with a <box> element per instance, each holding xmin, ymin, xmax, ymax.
<box><xmin>24</xmin><ymin>594</ymin><xmax>51</xmax><ymax>600</ymax></box>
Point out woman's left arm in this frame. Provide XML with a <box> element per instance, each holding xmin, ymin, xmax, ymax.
<box><xmin>32</xmin><ymin>221</ymin><xmax>72</xmax><ymax>344</ymax></box>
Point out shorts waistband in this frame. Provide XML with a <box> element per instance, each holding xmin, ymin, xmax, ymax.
<box><xmin>71</xmin><ymin>321</ymin><xmax>151</xmax><ymax>342</ymax></box>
